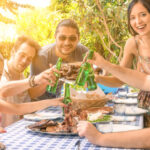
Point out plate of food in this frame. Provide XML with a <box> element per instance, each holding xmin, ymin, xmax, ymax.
<box><xmin>110</xmin><ymin>115</ymin><xmax>136</xmax><ymax>122</ymax></box>
<box><xmin>114</xmin><ymin>104</ymin><xmax>148</xmax><ymax>115</ymax></box>
<box><xmin>84</xmin><ymin>106</ymin><xmax>114</xmax><ymax>123</ymax></box>
<box><xmin>60</xmin><ymin>63</ymin><xmax>80</xmax><ymax>81</ymax></box>
<box><xmin>60</xmin><ymin>63</ymin><xmax>102</xmax><ymax>81</ymax></box>
<box><xmin>88</xmin><ymin>112</ymin><xmax>111</xmax><ymax>123</ymax></box>
<box><xmin>24</xmin><ymin>112</ymin><xmax>63</xmax><ymax>121</ymax></box>
<box><xmin>96</xmin><ymin>123</ymin><xmax>142</xmax><ymax>133</ymax></box>
<box><xmin>87</xmin><ymin>113</ymin><xmax>136</xmax><ymax>123</ymax></box>
<box><xmin>112</xmin><ymin>98</ymin><xmax>138</xmax><ymax>104</ymax></box>
<box><xmin>27</xmin><ymin>119</ymin><xmax>78</xmax><ymax>136</ymax></box>
<box><xmin>126</xmin><ymin>92</ymin><xmax>138</xmax><ymax>98</ymax></box>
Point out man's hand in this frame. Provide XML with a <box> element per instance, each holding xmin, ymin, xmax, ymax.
<box><xmin>77</xmin><ymin>121</ymin><xmax>102</xmax><ymax>145</ymax></box>
<box><xmin>34</xmin><ymin>65</ymin><xmax>60</xmax><ymax>86</ymax></box>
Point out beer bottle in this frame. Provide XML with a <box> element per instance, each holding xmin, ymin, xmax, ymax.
<box><xmin>46</xmin><ymin>57</ymin><xmax>62</xmax><ymax>94</ymax></box>
<box><xmin>63</xmin><ymin>83</ymin><xmax>72</xmax><ymax>104</ymax></box>
<box><xmin>87</xmin><ymin>72</ymin><xmax>97</xmax><ymax>91</ymax></box>
<box><xmin>75</xmin><ymin>50</ymin><xmax>94</xmax><ymax>86</ymax></box>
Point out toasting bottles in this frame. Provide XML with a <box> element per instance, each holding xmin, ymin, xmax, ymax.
<box><xmin>75</xmin><ymin>50</ymin><xmax>97</xmax><ymax>91</ymax></box>
<box><xmin>46</xmin><ymin>57</ymin><xmax>62</xmax><ymax>94</ymax></box>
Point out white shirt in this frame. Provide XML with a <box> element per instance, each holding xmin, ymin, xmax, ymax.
<box><xmin>0</xmin><ymin>60</ymin><xmax>31</xmax><ymax>127</ymax></box>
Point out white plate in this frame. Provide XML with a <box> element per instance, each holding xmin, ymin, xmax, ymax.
<box><xmin>96</xmin><ymin>123</ymin><xmax>142</xmax><ymax>133</ymax></box>
<box><xmin>112</xmin><ymin>98</ymin><xmax>138</xmax><ymax>104</ymax></box>
<box><xmin>26</xmin><ymin>126</ymin><xmax>77</xmax><ymax>136</ymax></box>
<box><xmin>118</xmin><ymin>91</ymin><xmax>127</xmax><ymax>97</ymax></box>
<box><xmin>111</xmin><ymin>115</ymin><xmax>136</xmax><ymax>122</ymax></box>
<box><xmin>127</xmin><ymin>92</ymin><xmax>138</xmax><ymax>98</ymax></box>
<box><xmin>114</xmin><ymin>104</ymin><xmax>148</xmax><ymax>115</ymax></box>
<box><xmin>24</xmin><ymin>112</ymin><xmax>63</xmax><ymax>121</ymax></box>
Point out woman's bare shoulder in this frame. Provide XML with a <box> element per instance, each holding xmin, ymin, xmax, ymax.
<box><xmin>124</xmin><ymin>36</ymin><xmax>137</xmax><ymax>55</ymax></box>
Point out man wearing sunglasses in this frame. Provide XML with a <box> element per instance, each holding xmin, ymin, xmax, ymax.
<box><xmin>30</xmin><ymin>19</ymin><xmax>89</xmax><ymax>99</ymax></box>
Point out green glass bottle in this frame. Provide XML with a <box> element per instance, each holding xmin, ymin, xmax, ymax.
<box><xmin>46</xmin><ymin>57</ymin><xmax>62</xmax><ymax>94</ymax></box>
<box><xmin>75</xmin><ymin>50</ymin><xmax>94</xmax><ymax>86</ymax></box>
<box><xmin>63</xmin><ymin>83</ymin><xmax>72</xmax><ymax>104</ymax></box>
<box><xmin>87</xmin><ymin>73</ymin><xmax>97</xmax><ymax>91</ymax></box>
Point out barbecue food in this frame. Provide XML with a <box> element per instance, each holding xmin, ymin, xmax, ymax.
<box><xmin>28</xmin><ymin>104</ymin><xmax>79</xmax><ymax>134</ymax></box>
<box><xmin>60</xmin><ymin>64</ymin><xmax>80</xmax><ymax>80</ymax></box>
<box><xmin>60</xmin><ymin>63</ymin><xmax>103</xmax><ymax>80</ymax></box>
<box><xmin>28</xmin><ymin>120</ymin><xmax>58</xmax><ymax>131</ymax></box>
<box><xmin>28</xmin><ymin>103</ymin><xmax>113</xmax><ymax>134</ymax></box>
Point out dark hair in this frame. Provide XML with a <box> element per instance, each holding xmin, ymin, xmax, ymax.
<box><xmin>128</xmin><ymin>0</ymin><xmax>150</xmax><ymax>36</ymax></box>
<box><xmin>55</xmin><ymin>19</ymin><xmax>80</xmax><ymax>36</ymax></box>
<box><xmin>12</xmin><ymin>36</ymin><xmax>41</xmax><ymax>54</ymax></box>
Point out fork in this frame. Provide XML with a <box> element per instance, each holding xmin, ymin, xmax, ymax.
<box><xmin>75</xmin><ymin>139</ymin><xmax>81</xmax><ymax>150</ymax></box>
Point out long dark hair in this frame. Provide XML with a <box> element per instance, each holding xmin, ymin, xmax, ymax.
<box><xmin>128</xmin><ymin>0</ymin><xmax>150</xmax><ymax>36</ymax></box>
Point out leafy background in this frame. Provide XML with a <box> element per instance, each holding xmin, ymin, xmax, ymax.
<box><xmin>0</xmin><ymin>0</ymin><xmax>131</xmax><ymax>76</ymax></box>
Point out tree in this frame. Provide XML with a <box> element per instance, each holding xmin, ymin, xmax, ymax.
<box><xmin>0</xmin><ymin>0</ymin><xmax>34</xmax><ymax>24</ymax></box>
<box><xmin>49</xmin><ymin>0</ymin><xmax>130</xmax><ymax>63</ymax></box>
<box><xmin>15</xmin><ymin>0</ymin><xmax>130</xmax><ymax>64</ymax></box>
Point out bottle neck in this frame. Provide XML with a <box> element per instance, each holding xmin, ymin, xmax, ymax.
<box><xmin>56</xmin><ymin>58</ymin><xmax>62</xmax><ymax>70</ymax></box>
<box><xmin>87</xmin><ymin>50</ymin><xmax>94</xmax><ymax>59</ymax></box>
<box><xmin>64</xmin><ymin>84</ymin><xmax>70</xmax><ymax>98</ymax></box>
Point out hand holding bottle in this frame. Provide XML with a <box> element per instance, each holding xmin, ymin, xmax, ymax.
<box><xmin>47</xmin><ymin>58</ymin><xmax>62</xmax><ymax>94</ymax></box>
<box><xmin>87</xmin><ymin>51</ymin><xmax>106</xmax><ymax>69</ymax></box>
<box><xmin>34</xmin><ymin>65</ymin><xmax>60</xmax><ymax>87</ymax></box>
<box><xmin>75</xmin><ymin>50</ymin><xmax>97</xmax><ymax>91</ymax></box>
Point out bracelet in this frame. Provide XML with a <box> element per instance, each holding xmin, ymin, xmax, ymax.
<box><xmin>29</xmin><ymin>75</ymin><xmax>37</xmax><ymax>87</ymax></box>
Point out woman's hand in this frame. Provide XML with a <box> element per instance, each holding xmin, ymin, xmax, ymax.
<box><xmin>88</xmin><ymin>52</ymin><xmax>106</xmax><ymax>68</ymax></box>
<box><xmin>77</xmin><ymin>121</ymin><xmax>102</xmax><ymax>145</ymax></box>
<box><xmin>50</xmin><ymin>97</ymin><xmax>66</xmax><ymax>107</ymax></box>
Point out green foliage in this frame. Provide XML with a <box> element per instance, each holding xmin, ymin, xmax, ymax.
<box><xmin>1</xmin><ymin>0</ymin><xmax>131</xmax><ymax>76</ymax></box>
<box><xmin>16</xmin><ymin>9</ymin><xmax>69</xmax><ymax>46</ymax></box>
<box><xmin>23</xmin><ymin>66</ymin><xmax>30</xmax><ymax>78</ymax></box>
<box><xmin>15</xmin><ymin>0</ymin><xmax>131</xmax><ymax>64</ymax></box>
<box><xmin>0</xmin><ymin>0</ymin><xmax>34</xmax><ymax>24</ymax></box>
<box><xmin>0</xmin><ymin>41</ymin><xmax>14</xmax><ymax>59</ymax></box>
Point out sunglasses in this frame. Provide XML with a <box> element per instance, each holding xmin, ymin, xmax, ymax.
<box><xmin>58</xmin><ymin>36</ymin><xmax>77</xmax><ymax>42</ymax></box>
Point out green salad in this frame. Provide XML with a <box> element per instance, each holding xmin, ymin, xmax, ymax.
<box><xmin>88</xmin><ymin>115</ymin><xmax>111</xmax><ymax>123</ymax></box>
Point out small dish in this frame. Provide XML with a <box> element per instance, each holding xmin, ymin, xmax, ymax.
<box><xmin>96</xmin><ymin>123</ymin><xmax>142</xmax><ymax>133</ymax></box>
<box><xmin>112</xmin><ymin>98</ymin><xmax>138</xmax><ymax>104</ymax></box>
<box><xmin>24</xmin><ymin>112</ymin><xmax>63</xmax><ymax>121</ymax></box>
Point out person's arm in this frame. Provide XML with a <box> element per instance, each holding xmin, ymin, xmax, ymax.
<box><xmin>0</xmin><ymin>67</ymin><xmax>58</xmax><ymax>98</ymax></box>
<box><xmin>94</xmin><ymin>37</ymin><xmax>136</xmax><ymax>87</ymax></box>
<box><xmin>89</xmin><ymin>51</ymin><xmax>150</xmax><ymax>91</ymax></box>
<box><xmin>0</xmin><ymin>97</ymin><xmax>64</xmax><ymax>115</ymax></box>
<box><xmin>77</xmin><ymin>121</ymin><xmax>150</xmax><ymax>149</ymax></box>
<box><xmin>0</xmin><ymin>79</ymin><xmax>31</xmax><ymax>97</ymax></box>
<box><xmin>95</xmin><ymin>75</ymin><xmax>123</xmax><ymax>87</ymax></box>
<box><xmin>28</xmin><ymin>66</ymin><xmax>59</xmax><ymax>99</ymax></box>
